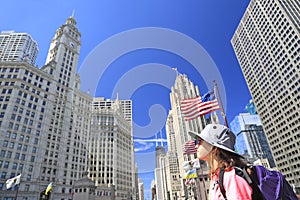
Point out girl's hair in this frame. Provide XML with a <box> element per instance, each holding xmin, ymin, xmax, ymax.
<box><xmin>213</xmin><ymin>147</ymin><xmax>247</xmax><ymax>169</ymax></box>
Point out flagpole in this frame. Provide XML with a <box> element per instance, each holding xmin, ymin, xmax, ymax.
<box><xmin>171</xmin><ymin>67</ymin><xmax>179</xmax><ymax>76</ymax></box>
<box><xmin>14</xmin><ymin>185</ymin><xmax>19</xmax><ymax>200</ymax></box>
<box><xmin>213</xmin><ymin>80</ymin><xmax>229</xmax><ymax>127</ymax></box>
<box><xmin>14</xmin><ymin>172</ymin><xmax>22</xmax><ymax>200</ymax></box>
<box><xmin>199</xmin><ymin>161</ymin><xmax>208</xmax><ymax>200</ymax></box>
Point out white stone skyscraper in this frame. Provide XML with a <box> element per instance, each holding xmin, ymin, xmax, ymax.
<box><xmin>138</xmin><ymin>178</ymin><xmax>144</xmax><ymax>200</ymax></box>
<box><xmin>0</xmin><ymin>14</ymin><xmax>92</xmax><ymax>199</ymax></box>
<box><xmin>89</xmin><ymin>97</ymin><xmax>134</xmax><ymax>200</ymax></box>
<box><xmin>0</xmin><ymin>31</ymin><xmax>38</xmax><ymax>65</ymax></box>
<box><xmin>231</xmin><ymin>0</ymin><xmax>299</xmax><ymax>186</ymax></box>
<box><xmin>167</xmin><ymin>73</ymin><xmax>219</xmax><ymax>199</ymax></box>
<box><xmin>164</xmin><ymin>112</ymin><xmax>182</xmax><ymax>199</ymax></box>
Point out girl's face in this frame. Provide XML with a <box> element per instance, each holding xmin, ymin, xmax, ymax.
<box><xmin>196</xmin><ymin>138</ymin><xmax>213</xmax><ymax>160</ymax></box>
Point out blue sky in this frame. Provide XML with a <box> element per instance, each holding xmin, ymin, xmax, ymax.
<box><xmin>0</xmin><ymin>1</ymin><xmax>251</xmax><ymax>198</ymax></box>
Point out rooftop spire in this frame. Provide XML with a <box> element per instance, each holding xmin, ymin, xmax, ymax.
<box><xmin>71</xmin><ymin>9</ymin><xmax>75</xmax><ymax>18</ymax></box>
<box><xmin>66</xmin><ymin>10</ymin><xmax>77</xmax><ymax>26</ymax></box>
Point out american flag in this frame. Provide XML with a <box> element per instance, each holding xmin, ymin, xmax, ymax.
<box><xmin>183</xmin><ymin>140</ymin><xmax>197</xmax><ymax>155</ymax></box>
<box><xmin>180</xmin><ymin>89</ymin><xmax>220</xmax><ymax>121</ymax></box>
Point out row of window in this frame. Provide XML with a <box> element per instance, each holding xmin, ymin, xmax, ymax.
<box><xmin>0</xmin><ymin>67</ymin><xmax>19</xmax><ymax>73</ymax></box>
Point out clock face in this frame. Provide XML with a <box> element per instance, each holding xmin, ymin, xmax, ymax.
<box><xmin>69</xmin><ymin>41</ymin><xmax>76</xmax><ymax>48</ymax></box>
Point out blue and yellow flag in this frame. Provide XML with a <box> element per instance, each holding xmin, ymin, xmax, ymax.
<box><xmin>45</xmin><ymin>182</ymin><xmax>53</xmax><ymax>195</ymax></box>
<box><xmin>184</xmin><ymin>169</ymin><xmax>197</xmax><ymax>179</ymax></box>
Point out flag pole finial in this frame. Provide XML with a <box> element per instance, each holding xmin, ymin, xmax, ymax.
<box><xmin>171</xmin><ymin>67</ymin><xmax>179</xmax><ymax>76</ymax></box>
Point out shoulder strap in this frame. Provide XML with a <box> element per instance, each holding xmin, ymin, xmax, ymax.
<box><xmin>219</xmin><ymin>166</ymin><xmax>265</xmax><ymax>200</ymax></box>
<box><xmin>218</xmin><ymin>167</ymin><xmax>251</xmax><ymax>199</ymax></box>
<box><xmin>236</xmin><ymin>166</ymin><xmax>265</xmax><ymax>200</ymax></box>
<box><xmin>234</xmin><ymin>166</ymin><xmax>253</xmax><ymax>184</ymax></box>
<box><xmin>218</xmin><ymin>167</ymin><xmax>227</xmax><ymax>200</ymax></box>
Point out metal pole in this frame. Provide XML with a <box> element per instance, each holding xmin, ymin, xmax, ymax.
<box><xmin>213</xmin><ymin>80</ymin><xmax>229</xmax><ymax>127</ymax></box>
<box><xmin>199</xmin><ymin>161</ymin><xmax>208</xmax><ymax>200</ymax></box>
<box><xmin>14</xmin><ymin>185</ymin><xmax>19</xmax><ymax>200</ymax></box>
<box><xmin>196</xmin><ymin>169</ymin><xmax>202</xmax><ymax>200</ymax></box>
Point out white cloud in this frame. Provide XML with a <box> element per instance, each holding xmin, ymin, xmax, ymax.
<box><xmin>134</xmin><ymin>138</ymin><xmax>167</xmax><ymax>143</ymax></box>
<box><xmin>133</xmin><ymin>138</ymin><xmax>168</xmax><ymax>152</ymax></box>
<box><xmin>134</xmin><ymin>142</ymin><xmax>154</xmax><ymax>152</ymax></box>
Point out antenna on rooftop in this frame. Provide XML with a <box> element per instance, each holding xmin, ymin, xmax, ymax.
<box><xmin>155</xmin><ymin>131</ymin><xmax>158</xmax><ymax>147</ymax></box>
<box><xmin>71</xmin><ymin>9</ymin><xmax>75</xmax><ymax>18</ymax></box>
<box><xmin>160</xmin><ymin>130</ymin><xmax>163</xmax><ymax>146</ymax></box>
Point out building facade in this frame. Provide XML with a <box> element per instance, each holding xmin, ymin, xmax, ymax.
<box><xmin>165</xmin><ymin>113</ymin><xmax>181</xmax><ymax>200</ymax></box>
<box><xmin>89</xmin><ymin>97</ymin><xmax>134</xmax><ymax>200</ymax></box>
<box><xmin>0</xmin><ymin>14</ymin><xmax>93</xmax><ymax>199</ymax></box>
<box><xmin>138</xmin><ymin>178</ymin><xmax>144</xmax><ymax>200</ymax></box>
<box><xmin>0</xmin><ymin>31</ymin><xmax>38</xmax><ymax>65</ymax></box>
<box><xmin>167</xmin><ymin>73</ymin><xmax>218</xmax><ymax>199</ymax></box>
<box><xmin>155</xmin><ymin>146</ymin><xmax>169</xmax><ymax>200</ymax></box>
<box><xmin>230</xmin><ymin>113</ymin><xmax>275</xmax><ymax>168</ymax></box>
<box><xmin>231</xmin><ymin>0</ymin><xmax>300</xmax><ymax>185</ymax></box>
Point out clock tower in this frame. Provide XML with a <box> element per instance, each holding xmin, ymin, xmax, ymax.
<box><xmin>45</xmin><ymin>12</ymin><xmax>81</xmax><ymax>88</ymax></box>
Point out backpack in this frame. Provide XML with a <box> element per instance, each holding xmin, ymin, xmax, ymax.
<box><xmin>219</xmin><ymin>165</ymin><xmax>298</xmax><ymax>200</ymax></box>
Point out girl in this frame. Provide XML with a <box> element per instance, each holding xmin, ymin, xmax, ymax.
<box><xmin>189</xmin><ymin>124</ymin><xmax>261</xmax><ymax>200</ymax></box>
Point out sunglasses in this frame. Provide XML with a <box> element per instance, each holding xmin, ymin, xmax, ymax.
<box><xmin>194</xmin><ymin>138</ymin><xmax>204</xmax><ymax>148</ymax></box>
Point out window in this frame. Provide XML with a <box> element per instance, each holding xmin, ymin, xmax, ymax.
<box><xmin>0</xmin><ymin>150</ymin><xmax>5</xmax><ymax>157</ymax></box>
<box><xmin>20</xmin><ymin>154</ymin><xmax>25</xmax><ymax>161</ymax></box>
<box><xmin>6</xmin><ymin>151</ymin><xmax>12</xmax><ymax>158</ymax></box>
<box><xmin>4</xmin><ymin>161</ymin><xmax>9</xmax><ymax>168</ymax></box>
<box><xmin>17</xmin><ymin>144</ymin><xmax>22</xmax><ymax>150</ymax></box>
<box><xmin>3</xmin><ymin>140</ymin><xmax>8</xmax><ymax>147</ymax></box>
<box><xmin>14</xmin><ymin>124</ymin><xmax>19</xmax><ymax>130</ymax></box>
<box><xmin>12</xmin><ymin>163</ymin><xmax>17</xmax><ymax>169</ymax></box>
<box><xmin>9</xmin><ymin>142</ymin><xmax>14</xmax><ymax>149</ymax></box>
<box><xmin>6</xmin><ymin>131</ymin><xmax>11</xmax><ymax>138</ymax></box>
<box><xmin>1</xmin><ymin>172</ymin><xmax>7</xmax><ymax>178</ymax></box>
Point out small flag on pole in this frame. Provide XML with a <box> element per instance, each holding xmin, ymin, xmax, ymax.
<box><xmin>6</xmin><ymin>174</ymin><xmax>21</xmax><ymax>190</ymax></box>
<box><xmin>180</xmin><ymin>89</ymin><xmax>220</xmax><ymax>121</ymax></box>
<box><xmin>184</xmin><ymin>169</ymin><xmax>197</xmax><ymax>179</ymax></box>
<box><xmin>183</xmin><ymin>140</ymin><xmax>197</xmax><ymax>155</ymax></box>
<box><xmin>45</xmin><ymin>182</ymin><xmax>53</xmax><ymax>195</ymax></box>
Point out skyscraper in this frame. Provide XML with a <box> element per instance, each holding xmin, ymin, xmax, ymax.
<box><xmin>154</xmin><ymin>149</ymin><xmax>168</xmax><ymax>200</ymax></box>
<box><xmin>0</xmin><ymin>31</ymin><xmax>38</xmax><ymax>65</ymax></box>
<box><xmin>165</xmin><ymin>112</ymin><xmax>181</xmax><ymax>200</ymax></box>
<box><xmin>230</xmin><ymin>112</ymin><xmax>276</xmax><ymax>168</ymax></box>
<box><xmin>138</xmin><ymin>178</ymin><xmax>144</xmax><ymax>200</ymax></box>
<box><xmin>167</xmin><ymin>73</ymin><xmax>219</xmax><ymax>199</ymax></box>
<box><xmin>231</xmin><ymin>0</ymin><xmax>300</xmax><ymax>185</ymax></box>
<box><xmin>89</xmin><ymin>97</ymin><xmax>134</xmax><ymax>199</ymax></box>
<box><xmin>0</xmin><ymin>14</ymin><xmax>92</xmax><ymax>199</ymax></box>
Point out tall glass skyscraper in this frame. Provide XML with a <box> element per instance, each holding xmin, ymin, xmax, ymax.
<box><xmin>230</xmin><ymin>113</ymin><xmax>275</xmax><ymax>168</ymax></box>
<box><xmin>231</xmin><ymin>0</ymin><xmax>299</xmax><ymax>185</ymax></box>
